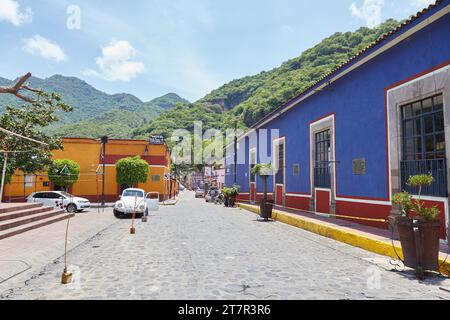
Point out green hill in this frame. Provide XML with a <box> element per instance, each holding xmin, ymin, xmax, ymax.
<box><xmin>0</xmin><ymin>19</ymin><xmax>403</xmax><ymax>141</ymax></box>
<box><xmin>47</xmin><ymin>93</ymin><xmax>190</xmax><ymax>139</ymax></box>
<box><xmin>136</xmin><ymin>19</ymin><xmax>401</xmax><ymax>139</ymax></box>
<box><xmin>0</xmin><ymin>75</ymin><xmax>189</xmax><ymax>138</ymax></box>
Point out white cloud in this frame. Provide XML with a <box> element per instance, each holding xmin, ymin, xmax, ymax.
<box><xmin>23</xmin><ymin>35</ymin><xmax>67</xmax><ymax>62</ymax></box>
<box><xmin>410</xmin><ymin>0</ymin><xmax>435</xmax><ymax>8</ymax></box>
<box><xmin>350</xmin><ymin>0</ymin><xmax>385</xmax><ymax>28</ymax></box>
<box><xmin>0</xmin><ymin>0</ymin><xmax>32</xmax><ymax>26</ymax></box>
<box><xmin>84</xmin><ymin>40</ymin><xmax>146</xmax><ymax>82</ymax></box>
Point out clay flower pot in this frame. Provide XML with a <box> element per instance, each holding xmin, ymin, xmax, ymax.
<box><xmin>396</xmin><ymin>216</ymin><xmax>440</xmax><ymax>278</ymax></box>
<box><xmin>260</xmin><ymin>200</ymin><xmax>274</xmax><ymax>221</ymax></box>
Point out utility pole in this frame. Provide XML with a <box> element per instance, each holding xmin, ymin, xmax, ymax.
<box><xmin>0</xmin><ymin>127</ymin><xmax>48</xmax><ymax>204</ymax></box>
<box><xmin>0</xmin><ymin>152</ymin><xmax>8</xmax><ymax>204</ymax></box>
<box><xmin>101</xmin><ymin>136</ymin><xmax>108</xmax><ymax>207</ymax></box>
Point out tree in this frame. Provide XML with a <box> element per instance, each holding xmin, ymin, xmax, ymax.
<box><xmin>48</xmin><ymin>159</ymin><xmax>80</xmax><ymax>192</ymax></box>
<box><xmin>0</xmin><ymin>73</ymin><xmax>72</xmax><ymax>174</ymax></box>
<box><xmin>251</xmin><ymin>163</ymin><xmax>273</xmax><ymax>204</ymax></box>
<box><xmin>116</xmin><ymin>156</ymin><xmax>149</xmax><ymax>188</ymax></box>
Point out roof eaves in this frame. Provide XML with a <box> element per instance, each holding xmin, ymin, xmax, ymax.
<box><xmin>249</xmin><ymin>0</ymin><xmax>444</xmax><ymax>130</ymax></box>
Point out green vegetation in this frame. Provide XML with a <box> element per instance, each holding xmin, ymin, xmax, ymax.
<box><xmin>0</xmin><ymin>160</ymin><xmax>13</xmax><ymax>185</ymax></box>
<box><xmin>0</xmin><ymin>19</ymin><xmax>404</xmax><ymax>144</ymax></box>
<box><xmin>133</xmin><ymin>102</ymin><xmax>226</xmax><ymax>143</ymax></box>
<box><xmin>137</xmin><ymin>19</ymin><xmax>401</xmax><ymax>140</ymax></box>
<box><xmin>115</xmin><ymin>156</ymin><xmax>149</xmax><ymax>188</ymax></box>
<box><xmin>48</xmin><ymin>159</ymin><xmax>80</xmax><ymax>191</ymax></box>
<box><xmin>392</xmin><ymin>174</ymin><xmax>440</xmax><ymax>221</ymax></box>
<box><xmin>252</xmin><ymin>164</ymin><xmax>273</xmax><ymax>203</ymax></box>
<box><xmin>0</xmin><ymin>91</ymin><xmax>72</xmax><ymax>174</ymax></box>
<box><xmin>251</xmin><ymin>163</ymin><xmax>274</xmax><ymax>176</ymax></box>
<box><xmin>0</xmin><ymin>75</ymin><xmax>189</xmax><ymax>138</ymax></box>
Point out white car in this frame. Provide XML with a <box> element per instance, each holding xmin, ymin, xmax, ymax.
<box><xmin>27</xmin><ymin>191</ymin><xmax>91</xmax><ymax>213</ymax></box>
<box><xmin>114</xmin><ymin>188</ymin><xmax>148</xmax><ymax>219</ymax></box>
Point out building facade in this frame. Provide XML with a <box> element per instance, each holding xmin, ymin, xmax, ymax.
<box><xmin>3</xmin><ymin>137</ymin><xmax>177</xmax><ymax>202</ymax></box>
<box><xmin>225</xmin><ymin>1</ymin><xmax>450</xmax><ymax>239</ymax></box>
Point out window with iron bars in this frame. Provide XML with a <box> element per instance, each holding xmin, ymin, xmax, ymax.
<box><xmin>315</xmin><ymin>130</ymin><xmax>331</xmax><ymax>189</ymax></box>
<box><xmin>400</xmin><ymin>94</ymin><xmax>447</xmax><ymax>197</ymax></box>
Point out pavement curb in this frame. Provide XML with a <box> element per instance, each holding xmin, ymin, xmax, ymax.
<box><xmin>238</xmin><ymin>203</ymin><xmax>450</xmax><ymax>276</ymax></box>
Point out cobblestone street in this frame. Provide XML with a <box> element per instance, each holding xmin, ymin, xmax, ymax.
<box><xmin>2</xmin><ymin>192</ymin><xmax>450</xmax><ymax>300</ymax></box>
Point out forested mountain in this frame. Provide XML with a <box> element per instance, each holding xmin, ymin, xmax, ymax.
<box><xmin>136</xmin><ymin>19</ymin><xmax>401</xmax><ymax>139</ymax></box>
<box><xmin>49</xmin><ymin>93</ymin><xmax>188</xmax><ymax>139</ymax></box>
<box><xmin>0</xmin><ymin>19</ymin><xmax>404</xmax><ymax>141</ymax></box>
<box><xmin>0</xmin><ymin>75</ymin><xmax>189</xmax><ymax>138</ymax></box>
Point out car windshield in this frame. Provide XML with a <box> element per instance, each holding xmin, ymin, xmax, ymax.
<box><xmin>123</xmin><ymin>190</ymin><xmax>144</xmax><ymax>198</ymax></box>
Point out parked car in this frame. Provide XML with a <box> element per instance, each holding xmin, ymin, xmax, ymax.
<box><xmin>195</xmin><ymin>187</ymin><xmax>205</xmax><ymax>198</ymax></box>
<box><xmin>114</xmin><ymin>188</ymin><xmax>148</xmax><ymax>219</ymax></box>
<box><xmin>179</xmin><ymin>184</ymin><xmax>186</xmax><ymax>191</ymax></box>
<box><xmin>27</xmin><ymin>191</ymin><xmax>91</xmax><ymax>213</ymax></box>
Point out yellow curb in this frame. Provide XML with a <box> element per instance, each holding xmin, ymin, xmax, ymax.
<box><xmin>238</xmin><ymin>203</ymin><xmax>450</xmax><ymax>276</ymax></box>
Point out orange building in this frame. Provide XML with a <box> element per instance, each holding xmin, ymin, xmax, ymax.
<box><xmin>2</xmin><ymin>137</ymin><xmax>178</xmax><ymax>203</ymax></box>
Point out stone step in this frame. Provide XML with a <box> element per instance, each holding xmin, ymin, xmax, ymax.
<box><xmin>0</xmin><ymin>203</ymin><xmax>43</xmax><ymax>214</ymax></box>
<box><xmin>0</xmin><ymin>210</ymin><xmax>65</xmax><ymax>232</ymax></box>
<box><xmin>0</xmin><ymin>213</ymin><xmax>75</xmax><ymax>241</ymax></box>
<box><xmin>0</xmin><ymin>206</ymin><xmax>55</xmax><ymax>222</ymax></box>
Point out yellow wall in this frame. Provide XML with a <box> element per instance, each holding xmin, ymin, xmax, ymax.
<box><xmin>3</xmin><ymin>138</ymin><xmax>174</xmax><ymax>202</ymax></box>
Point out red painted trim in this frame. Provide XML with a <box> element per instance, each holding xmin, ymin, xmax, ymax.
<box><xmin>333</xmin><ymin>114</ymin><xmax>338</xmax><ymax>194</ymax></box>
<box><xmin>385</xmin><ymin>90</ymin><xmax>390</xmax><ymax>202</ymax></box>
<box><xmin>309</xmin><ymin>112</ymin><xmax>336</xmax><ymax>125</ymax></box>
<box><xmin>104</xmin><ymin>155</ymin><xmax>168</xmax><ymax>166</ymax></box>
<box><xmin>385</xmin><ymin>59</ymin><xmax>450</xmax><ymax>91</ymax></box>
<box><xmin>287</xmin><ymin>192</ymin><xmax>311</xmax><ymax>196</ymax></box>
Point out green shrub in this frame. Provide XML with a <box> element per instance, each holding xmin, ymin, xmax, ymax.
<box><xmin>48</xmin><ymin>159</ymin><xmax>80</xmax><ymax>191</ymax></box>
<box><xmin>392</xmin><ymin>174</ymin><xmax>440</xmax><ymax>221</ymax></box>
<box><xmin>116</xmin><ymin>156</ymin><xmax>149</xmax><ymax>188</ymax></box>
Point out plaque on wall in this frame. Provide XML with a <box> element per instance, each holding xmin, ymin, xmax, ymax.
<box><xmin>293</xmin><ymin>164</ymin><xmax>300</xmax><ymax>176</ymax></box>
<box><xmin>353</xmin><ymin>158</ymin><xmax>366</xmax><ymax>175</ymax></box>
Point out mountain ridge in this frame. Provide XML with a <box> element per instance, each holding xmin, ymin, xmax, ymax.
<box><xmin>134</xmin><ymin>19</ymin><xmax>402</xmax><ymax>140</ymax></box>
<box><xmin>0</xmin><ymin>74</ymin><xmax>189</xmax><ymax>139</ymax></box>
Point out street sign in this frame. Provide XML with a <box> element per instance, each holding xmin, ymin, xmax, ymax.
<box><xmin>149</xmin><ymin>135</ymin><xmax>165</xmax><ymax>145</ymax></box>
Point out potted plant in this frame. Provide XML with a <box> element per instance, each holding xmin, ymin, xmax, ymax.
<box><xmin>392</xmin><ymin>174</ymin><xmax>441</xmax><ymax>278</ymax></box>
<box><xmin>223</xmin><ymin>185</ymin><xmax>240</xmax><ymax>207</ymax></box>
<box><xmin>251</xmin><ymin>164</ymin><xmax>274</xmax><ymax>221</ymax></box>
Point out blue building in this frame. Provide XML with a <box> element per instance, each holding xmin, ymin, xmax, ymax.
<box><xmin>225</xmin><ymin>0</ymin><xmax>450</xmax><ymax>239</ymax></box>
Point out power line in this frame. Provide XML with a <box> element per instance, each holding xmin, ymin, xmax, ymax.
<box><xmin>0</xmin><ymin>127</ymin><xmax>48</xmax><ymax>146</ymax></box>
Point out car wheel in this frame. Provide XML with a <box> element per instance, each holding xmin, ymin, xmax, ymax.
<box><xmin>67</xmin><ymin>204</ymin><xmax>77</xmax><ymax>213</ymax></box>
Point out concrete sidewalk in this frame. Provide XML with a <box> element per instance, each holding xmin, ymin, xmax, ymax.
<box><xmin>238</xmin><ymin>203</ymin><xmax>450</xmax><ymax>276</ymax></box>
<box><xmin>0</xmin><ymin>209</ymin><xmax>118</xmax><ymax>295</ymax></box>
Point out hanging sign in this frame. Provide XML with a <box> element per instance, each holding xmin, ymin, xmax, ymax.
<box><xmin>149</xmin><ymin>135</ymin><xmax>165</xmax><ymax>145</ymax></box>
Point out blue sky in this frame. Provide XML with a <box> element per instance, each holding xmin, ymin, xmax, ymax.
<box><xmin>0</xmin><ymin>0</ymin><xmax>436</xmax><ymax>102</ymax></box>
